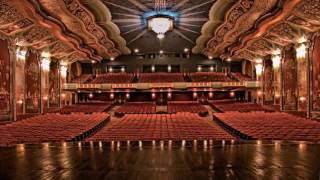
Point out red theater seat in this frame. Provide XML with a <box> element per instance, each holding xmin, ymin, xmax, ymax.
<box><xmin>0</xmin><ymin>113</ymin><xmax>110</xmax><ymax>146</ymax></box>
<box><xmin>91</xmin><ymin>73</ymin><xmax>133</xmax><ymax>84</ymax></box>
<box><xmin>71</xmin><ymin>74</ymin><xmax>92</xmax><ymax>83</ymax></box>
<box><xmin>168</xmin><ymin>101</ymin><xmax>208</xmax><ymax>115</ymax></box>
<box><xmin>87</xmin><ymin>113</ymin><xmax>235</xmax><ymax>142</ymax></box>
<box><xmin>138</xmin><ymin>73</ymin><xmax>185</xmax><ymax>83</ymax></box>
<box><xmin>60</xmin><ymin>102</ymin><xmax>113</xmax><ymax>114</ymax></box>
<box><xmin>229</xmin><ymin>73</ymin><xmax>252</xmax><ymax>81</ymax></box>
<box><xmin>115</xmin><ymin>102</ymin><xmax>156</xmax><ymax>115</ymax></box>
<box><xmin>209</xmin><ymin>100</ymin><xmax>267</xmax><ymax>112</ymax></box>
<box><xmin>190</xmin><ymin>72</ymin><xmax>233</xmax><ymax>82</ymax></box>
<box><xmin>214</xmin><ymin>112</ymin><xmax>320</xmax><ymax>141</ymax></box>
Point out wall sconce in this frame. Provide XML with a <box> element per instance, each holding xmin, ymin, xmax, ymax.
<box><xmin>151</xmin><ymin>92</ymin><xmax>156</xmax><ymax>99</ymax></box>
<box><xmin>167</xmin><ymin>92</ymin><xmax>172</xmax><ymax>99</ymax></box>
<box><xmin>60</xmin><ymin>65</ymin><xmax>68</xmax><ymax>78</ymax></box>
<box><xmin>41</xmin><ymin>57</ymin><xmax>51</xmax><ymax>72</ymax></box>
<box><xmin>210</xmin><ymin>66</ymin><xmax>214</xmax><ymax>72</ymax></box>
<box><xmin>126</xmin><ymin>93</ymin><xmax>130</xmax><ymax>99</ymax></box>
<box><xmin>255</xmin><ymin>64</ymin><xmax>263</xmax><ymax>76</ymax></box>
<box><xmin>209</xmin><ymin>92</ymin><xmax>213</xmax><ymax>98</ymax></box>
<box><xmin>110</xmin><ymin>93</ymin><xmax>114</xmax><ymax>99</ymax></box>
<box><xmin>275</xmin><ymin>93</ymin><xmax>280</xmax><ymax>98</ymax></box>
<box><xmin>299</xmin><ymin>96</ymin><xmax>306</xmax><ymax>102</ymax></box>
<box><xmin>43</xmin><ymin>96</ymin><xmax>48</xmax><ymax>101</ymax></box>
<box><xmin>151</xmin><ymin>65</ymin><xmax>155</xmax><ymax>72</ymax></box>
<box><xmin>296</xmin><ymin>44</ymin><xmax>306</xmax><ymax>59</ymax></box>
<box><xmin>272</xmin><ymin>55</ymin><xmax>281</xmax><ymax>69</ymax></box>
<box><xmin>17</xmin><ymin>100</ymin><xmax>23</xmax><ymax>104</ymax></box>
<box><xmin>109</xmin><ymin>67</ymin><xmax>113</xmax><ymax>73</ymax></box>
<box><xmin>121</xmin><ymin>67</ymin><xmax>125</xmax><ymax>73</ymax></box>
<box><xmin>16</xmin><ymin>47</ymin><xmax>27</xmax><ymax>61</ymax></box>
<box><xmin>89</xmin><ymin>93</ymin><xmax>93</xmax><ymax>98</ymax></box>
<box><xmin>229</xmin><ymin>92</ymin><xmax>235</xmax><ymax>97</ymax></box>
<box><xmin>61</xmin><ymin>93</ymin><xmax>66</xmax><ymax>99</ymax></box>
<box><xmin>168</xmin><ymin>65</ymin><xmax>171</xmax><ymax>72</ymax></box>
<box><xmin>197</xmin><ymin>66</ymin><xmax>202</xmax><ymax>72</ymax></box>
<box><xmin>257</xmin><ymin>91</ymin><xmax>262</xmax><ymax>97</ymax></box>
<box><xmin>193</xmin><ymin>92</ymin><xmax>198</xmax><ymax>98</ymax></box>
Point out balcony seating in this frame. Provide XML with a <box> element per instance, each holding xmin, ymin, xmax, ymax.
<box><xmin>0</xmin><ymin>113</ymin><xmax>110</xmax><ymax>146</ymax></box>
<box><xmin>229</xmin><ymin>73</ymin><xmax>252</xmax><ymax>81</ymax></box>
<box><xmin>213</xmin><ymin>112</ymin><xmax>320</xmax><ymax>141</ymax></box>
<box><xmin>87</xmin><ymin>113</ymin><xmax>235</xmax><ymax>142</ymax></box>
<box><xmin>71</xmin><ymin>74</ymin><xmax>92</xmax><ymax>83</ymax></box>
<box><xmin>60</xmin><ymin>102</ymin><xmax>113</xmax><ymax>114</ymax></box>
<box><xmin>190</xmin><ymin>72</ymin><xmax>233</xmax><ymax>82</ymax></box>
<box><xmin>138</xmin><ymin>73</ymin><xmax>185</xmax><ymax>83</ymax></box>
<box><xmin>209</xmin><ymin>100</ymin><xmax>267</xmax><ymax>112</ymax></box>
<box><xmin>115</xmin><ymin>102</ymin><xmax>156</xmax><ymax>117</ymax></box>
<box><xmin>168</xmin><ymin>101</ymin><xmax>208</xmax><ymax>116</ymax></box>
<box><xmin>91</xmin><ymin>73</ymin><xmax>133</xmax><ymax>84</ymax></box>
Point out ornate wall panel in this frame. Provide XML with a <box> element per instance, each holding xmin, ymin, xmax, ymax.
<box><xmin>263</xmin><ymin>59</ymin><xmax>273</xmax><ymax>102</ymax></box>
<box><xmin>282</xmin><ymin>46</ymin><xmax>298</xmax><ymax>111</ymax></box>
<box><xmin>297</xmin><ymin>49</ymin><xmax>307</xmax><ymax>111</ymax></box>
<box><xmin>25</xmin><ymin>51</ymin><xmax>40</xmax><ymax>113</ymax></box>
<box><xmin>49</xmin><ymin>61</ymin><xmax>60</xmax><ymax>107</ymax></box>
<box><xmin>311</xmin><ymin>36</ymin><xmax>320</xmax><ymax>111</ymax></box>
<box><xmin>0</xmin><ymin>39</ymin><xmax>11</xmax><ymax>115</ymax></box>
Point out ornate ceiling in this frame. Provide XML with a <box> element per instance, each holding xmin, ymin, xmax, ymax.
<box><xmin>0</xmin><ymin>0</ymin><xmax>319</xmax><ymax>63</ymax></box>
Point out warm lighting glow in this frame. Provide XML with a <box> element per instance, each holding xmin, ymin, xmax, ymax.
<box><xmin>134</xmin><ymin>49</ymin><xmax>139</xmax><ymax>53</ymax></box>
<box><xmin>184</xmin><ymin>48</ymin><xmax>189</xmax><ymax>53</ymax></box>
<box><xmin>297</xmin><ymin>35</ymin><xmax>307</xmax><ymax>43</ymax></box>
<box><xmin>43</xmin><ymin>96</ymin><xmax>48</xmax><ymax>101</ymax></box>
<box><xmin>272</xmin><ymin>48</ymin><xmax>281</xmax><ymax>55</ymax></box>
<box><xmin>126</xmin><ymin>93</ymin><xmax>130</xmax><ymax>99</ymax></box>
<box><xmin>61</xmin><ymin>93</ymin><xmax>66</xmax><ymax>99</ymax></box>
<box><xmin>255</xmin><ymin>64</ymin><xmax>263</xmax><ymax>76</ymax></box>
<box><xmin>159</xmin><ymin>50</ymin><xmax>164</xmax><ymax>54</ymax></box>
<box><xmin>208</xmin><ymin>56</ymin><xmax>213</xmax><ymax>60</ymax></box>
<box><xmin>41</xmin><ymin>57</ymin><xmax>51</xmax><ymax>72</ymax></box>
<box><xmin>275</xmin><ymin>93</ymin><xmax>280</xmax><ymax>98</ymax></box>
<box><xmin>255</xmin><ymin>58</ymin><xmax>263</xmax><ymax>64</ymax></box>
<box><xmin>210</xmin><ymin>66</ymin><xmax>214</xmax><ymax>72</ymax></box>
<box><xmin>151</xmin><ymin>65</ymin><xmax>155</xmax><ymax>72</ymax></box>
<box><xmin>109</xmin><ymin>67</ymin><xmax>113</xmax><ymax>73</ymax></box>
<box><xmin>257</xmin><ymin>91</ymin><xmax>262</xmax><ymax>96</ymax></box>
<box><xmin>272</xmin><ymin>55</ymin><xmax>281</xmax><ymax>69</ymax></box>
<box><xmin>230</xmin><ymin>92</ymin><xmax>235</xmax><ymax>97</ymax></box>
<box><xmin>296</xmin><ymin>44</ymin><xmax>306</xmax><ymax>59</ymax></box>
<box><xmin>167</xmin><ymin>92</ymin><xmax>172</xmax><ymax>99</ymax></box>
<box><xmin>121</xmin><ymin>67</ymin><xmax>125</xmax><ymax>73</ymax></box>
<box><xmin>226</xmin><ymin>58</ymin><xmax>231</xmax><ymax>62</ymax></box>
<box><xmin>197</xmin><ymin>66</ymin><xmax>202</xmax><ymax>72</ymax></box>
<box><xmin>151</xmin><ymin>92</ymin><xmax>156</xmax><ymax>99</ymax></box>
<box><xmin>41</xmin><ymin>51</ymin><xmax>51</xmax><ymax>58</ymax></box>
<box><xmin>209</xmin><ymin>92</ymin><xmax>213</xmax><ymax>98</ymax></box>
<box><xmin>168</xmin><ymin>65</ymin><xmax>171</xmax><ymax>72</ymax></box>
<box><xmin>110</xmin><ymin>57</ymin><xmax>115</xmax><ymax>61</ymax></box>
<box><xmin>299</xmin><ymin>96</ymin><xmax>306</xmax><ymax>102</ymax></box>
<box><xmin>60</xmin><ymin>65</ymin><xmax>67</xmax><ymax>77</ymax></box>
<box><xmin>91</xmin><ymin>60</ymin><xmax>96</xmax><ymax>64</ymax></box>
<box><xmin>89</xmin><ymin>93</ymin><xmax>93</xmax><ymax>98</ymax></box>
<box><xmin>193</xmin><ymin>92</ymin><xmax>198</xmax><ymax>98</ymax></box>
<box><xmin>110</xmin><ymin>93</ymin><xmax>114</xmax><ymax>99</ymax></box>
<box><xmin>16</xmin><ymin>47</ymin><xmax>27</xmax><ymax>61</ymax></box>
<box><xmin>17</xmin><ymin>100</ymin><xmax>23</xmax><ymax>104</ymax></box>
<box><xmin>148</xmin><ymin>17</ymin><xmax>173</xmax><ymax>39</ymax></box>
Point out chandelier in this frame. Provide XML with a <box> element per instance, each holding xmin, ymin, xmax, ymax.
<box><xmin>148</xmin><ymin>16</ymin><xmax>173</xmax><ymax>39</ymax></box>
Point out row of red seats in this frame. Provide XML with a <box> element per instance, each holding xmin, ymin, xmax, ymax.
<box><xmin>214</xmin><ymin>112</ymin><xmax>320</xmax><ymax>141</ymax></box>
<box><xmin>229</xmin><ymin>73</ymin><xmax>252</xmax><ymax>81</ymax></box>
<box><xmin>71</xmin><ymin>74</ymin><xmax>92</xmax><ymax>83</ymax></box>
<box><xmin>0</xmin><ymin>113</ymin><xmax>110</xmax><ymax>146</ymax></box>
<box><xmin>209</xmin><ymin>100</ymin><xmax>266</xmax><ymax>112</ymax></box>
<box><xmin>91</xmin><ymin>73</ymin><xmax>133</xmax><ymax>84</ymax></box>
<box><xmin>138</xmin><ymin>73</ymin><xmax>185</xmax><ymax>83</ymax></box>
<box><xmin>168</xmin><ymin>102</ymin><xmax>208</xmax><ymax>114</ymax></box>
<box><xmin>115</xmin><ymin>102</ymin><xmax>156</xmax><ymax>114</ymax></box>
<box><xmin>87</xmin><ymin>113</ymin><xmax>235</xmax><ymax>141</ymax></box>
<box><xmin>190</xmin><ymin>72</ymin><xmax>233</xmax><ymax>82</ymax></box>
<box><xmin>60</xmin><ymin>102</ymin><xmax>113</xmax><ymax>114</ymax></box>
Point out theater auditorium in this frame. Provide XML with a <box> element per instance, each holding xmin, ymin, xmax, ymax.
<box><xmin>0</xmin><ymin>0</ymin><xmax>320</xmax><ymax>179</ymax></box>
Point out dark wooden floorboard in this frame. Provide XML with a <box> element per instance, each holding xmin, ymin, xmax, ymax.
<box><xmin>0</xmin><ymin>142</ymin><xmax>320</xmax><ymax>180</ymax></box>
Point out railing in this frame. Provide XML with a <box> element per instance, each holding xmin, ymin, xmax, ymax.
<box><xmin>63</xmin><ymin>81</ymin><xmax>261</xmax><ymax>91</ymax></box>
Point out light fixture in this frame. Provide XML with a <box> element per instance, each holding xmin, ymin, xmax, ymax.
<box><xmin>121</xmin><ymin>66</ymin><xmax>125</xmax><ymax>73</ymax></box>
<box><xmin>134</xmin><ymin>49</ymin><xmax>139</xmax><ymax>53</ymax></box>
<box><xmin>226</xmin><ymin>58</ymin><xmax>232</xmax><ymax>62</ymax></box>
<box><xmin>230</xmin><ymin>92</ymin><xmax>235</xmax><ymax>97</ymax></box>
<box><xmin>148</xmin><ymin>16</ymin><xmax>173</xmax><ymax>39</ymax></box>
<box><xmin>41</xmin><ymin>57</ymin><xmax>51</xmax><ymax>72</ymax></box>
<box><xmin>168</xmin><ymin>65</ymin><xmax>171</xmax><ymax>72</ymax></box>
<box><xmin>151</xmin><ymin>65</ymin><xmax>155</xmax><ymax>72</ymax></box>
<box><xmin>255</xmin><ymin>64</ymin><xmax>263</xmax><ymax>76</ymax></box>
<box><xmin>89</xmin><ymin>93</ymin><xmax>93</xmax><ymax>98</ymax></box>
<box><xmin>272</xmin><ymin>55</ymin><xmax>281</xmax><ymax>69</ymax></box>
<box><xmin>167</xmin><ymin>92</ymin><xmax>172</xmax><ymax>99</ymax></box>
<box><xmin>184</xmin><ymin>48</ymin><xmax>189</xmax><ymax>53</ymax></box>
<box><xmin>159</xmin><ymin>50</ymin><xmax>164</xmax><ymax>54</ymax></box>
<box><xmin>16</xmin><ymin>47</ymin><xmax>27</xmax><ymax>61</ymax></box>
<box><xmin>257</xmin><ymin>91</ymin><xmax>262</xmax><ymax>96</ymax></box>
<box><xmin>109</xmin><ymin>67</ymin><xmax>113</xmax><ymax>73</ymax></box>
<box><xmin>110</xmin><ymin>57</ymin><xmax>115</xmax><ymax>61</ymax></box>
<box><xmin>60</xmin><ymin>65</ymin><xmax>67</xmax><ymax>77</ymax></box>
<box><xmin>126</xmin><ymin>93</ymin><xmax>130</xmax><ymax>99</ymax></box>
<box><xmin>299</xmin><ymin>96</ymin><xmax>306</xmax><ymax>102</ymax></box>
<box><xmin>197</xmin><ymin>66</ymin><xmax>202</xmax><ymax>72</ymax></box>
<box><xmin>91</xmin><ymin>60</ymin><xmax>96</xmax><ymax>64</ymax></box>
<box><xmin>297</xmin><ymin>35</ymin><xmax>307</xmax><ymax>44</ymax></box>
<box><xmin>110</xmin><ymin>93</ymin><xmax>114</xmax><ymax>99</ymax></box>
<box><xmin>255</xmin><ymin>58</ymin><xmax>263</xmax><ymax>64</ymax></box>
<box><xmin>272</xmin><ymin>48</ymin><xmax>281</xmax><ymax>55</ymax></box>
<box><xmin>296</xmin><ymin>43</ymin><xmax>306</xmax><ymax>59</ymax></box>
<box><xmin>208</xmin><ymin>56</ymin><xmax>213</xmax><ymax>60</ymax></box>
<box><xmin>210</xmin><ymin>66</ymin><xmax>214</xmax><ymax>72</ymax></box>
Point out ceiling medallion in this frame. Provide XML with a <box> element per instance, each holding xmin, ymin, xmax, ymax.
<box><xmin>148</xmin><ymin>16</ymin><xmax>173</xmax><ymax>39</ymax></box>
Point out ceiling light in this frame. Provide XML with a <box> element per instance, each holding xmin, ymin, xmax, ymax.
<box><xmin>208</xmin><ymin>56</ymin><xmax>213</xmax><ymax>60</ymax></box>
<box><xmin>134</xmin><ymin>49</ymin><xmax>139</xmax><ymax>53</ymax></box>
<box><xmin>110</xmin><ymin>57</ymin><xmax>115</xmax><ymax>61</ymax></box>
<box><xmin>226</xmin><ymin>58</ymin><xmax>232</xmax><ymax>62</ymax></box>
<box><xmin>184</xmin><ymin>48</ymin><xmax>189</xmax><ymax>52</ymax></box>
<box><xmin>159</xmin><ymin>50</ymin><xmax>164</xmax><ymax>54</ymax></box>
<box><xmin>148</xmin><ymin>16</ymin><xmax>173</xmax><ymax>39</ymax></box>
<box><xmin>91</xmin><ymin>60</ymin><xmax>96</xmax><ymax>63</ymax></box>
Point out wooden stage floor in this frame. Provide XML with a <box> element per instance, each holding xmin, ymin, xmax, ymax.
<box><xmin>0</xmin><ymin>141</ymin><xmax>320</xmax><ymax>180</ymax></box>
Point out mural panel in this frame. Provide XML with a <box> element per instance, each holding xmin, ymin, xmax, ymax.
<box><xmin>0</xmin><ymin>39</ymin><xmax>10</xmax><ymax>115</ymax></box>
<box><xmin>312</xmin><ymin>36</ymin><xmax>320</xmax><ymax>111</ymax></box>
<box><xmin>49</xmin><ymin>61</ymin><xmax>59</xmax><ymax>107</ymax></box>
<box><xmin>282</xmin><ymin>46</ymin><xmax>298</xmax><ymax>110</ymax></box>
<box><xmin>25</xmin><ymin>51</ymin><xmax>40</xmax><ymax>113</ymax></box>
<box><xmin>263</xmin><ymin>59</ymin><xmax>273</xmax><ymax>102</ymax></box>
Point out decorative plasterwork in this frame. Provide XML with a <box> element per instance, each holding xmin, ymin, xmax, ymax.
<box><xmin>62</xmin><ymin>0</ymin><xmax>121</xmax><ymax>58</ymax></box>
<box><xmin>202</xmin><ymin>0</ymin><xmax>278</xmax><ymax>57</ymax></box>
<box><xmin>231</xmin><ymin>0</ymin><xmax>320</xmax><ymax>61</ymax></box>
